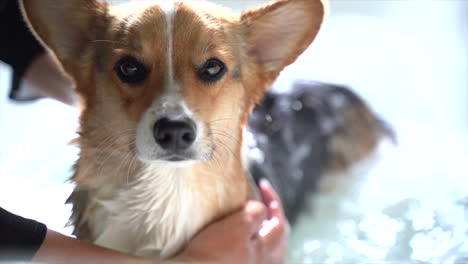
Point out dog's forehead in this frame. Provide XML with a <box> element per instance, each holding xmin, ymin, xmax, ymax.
<box><xmin>109</xmin><ymin>1</ymin><xmax>234</xmax><ymax>45</ymax></box>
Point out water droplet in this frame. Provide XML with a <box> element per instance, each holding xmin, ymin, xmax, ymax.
<box><xmin>292</xmin><ymin>100</ymin><xmax>303</xmax><ymax>111</ymax></box>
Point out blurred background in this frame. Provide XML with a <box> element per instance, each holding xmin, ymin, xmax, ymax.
<box><xmin>0</xmin><ymin>0</ymin><xmax>467</xmax><ymax>263</ymax></box>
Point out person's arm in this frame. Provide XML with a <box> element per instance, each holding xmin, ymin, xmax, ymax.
<box><xmin>31</xmin><ymin>179</ymin><xmax>287</xmax><ymax>264</ymax></box>
<box><xmin>23</xmin><ymin>51</ymin><xmax>77</xmax><ymax>105</ymax></box>
<box><xmin>32</xmin><ymin>229</ymin><xmax>156</xmax><ymax>264</ymax></box>
<box><xmin>0</xmin><ymin>0</ymin><xmax>77</xmax><ymax>105</ymax></box>
<box><xmin>0</xmin><ymin>207</ymin><xmax>47</xmax><ymax>261</ymax></box>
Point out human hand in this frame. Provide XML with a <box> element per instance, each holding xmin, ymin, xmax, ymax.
<box><xmin>257</xmin><ymin>179</ymin><xmax>289</xmax><ymax>264</ymax></box>
<box><xmin>175</xmin><ymin>179</ymin><xmax>288</xmax><ymax>264</ymax></box>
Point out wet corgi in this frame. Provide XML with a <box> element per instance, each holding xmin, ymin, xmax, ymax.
<box><xmin>21</xmin><ymin>0</ymin><xmax>326</xmax><ymax>259</ymax></box>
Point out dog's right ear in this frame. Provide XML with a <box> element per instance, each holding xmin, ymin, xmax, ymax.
<box><xmin>20</xmin><ymin>0</ymin><xmax>107</xmax><ymax>64</ymax></box>
<box><xmin>240</xmin><ymin>0</ymin><xmax>326</xmax><ymax>82</ymax></box>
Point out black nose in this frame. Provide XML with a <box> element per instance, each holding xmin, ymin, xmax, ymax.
<box><xmin>153</xmin><ymin>118</ymin><xmax>197</xmax><ymax>151</ymax></box>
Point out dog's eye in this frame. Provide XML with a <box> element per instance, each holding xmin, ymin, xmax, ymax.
<box><xmin>114</xmin><ymin>56</ymin><xmax>148</xmax><ymax>84</ymax></box>
<box><xmin>198</xmin><ymin>58</ymin><xmax>226</xmax><ymax>83</ymax></box>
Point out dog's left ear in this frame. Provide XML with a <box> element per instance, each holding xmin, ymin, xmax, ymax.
<box><xmin>20</xmin><ymin>0</ymin><xmax>108</xmax><ymax>68</ymax></box>
<box><xmin>241</xmin><ymin>0</ymin><xmax>326</xmax><ymax>81</ymax></box>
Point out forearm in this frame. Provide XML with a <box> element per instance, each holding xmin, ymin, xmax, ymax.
<box><xmin>23</xmin><ymin>52</ymin><xmax>78</xmax><ymax>106</ymax></box>
<box><xmin>33</xmin><ymin>229</ymin><xmax>179</xmax><ymax>264</ymax></box>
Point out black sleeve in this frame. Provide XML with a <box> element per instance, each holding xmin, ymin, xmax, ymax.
<box><xmin>0</xmin><ymin>0</ymin><xmax>45</xmax><ymax>101</ymax></box>
<box><xmin>0</xmin><ymin>207</ymin><xmax>47</xmax><ymax>261</ymax></box>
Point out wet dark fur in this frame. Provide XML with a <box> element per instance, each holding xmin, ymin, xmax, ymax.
<box><xmin>248</xmin><ymin>81</ymin><xmax>394</xmax><ymax>224</ymax></box>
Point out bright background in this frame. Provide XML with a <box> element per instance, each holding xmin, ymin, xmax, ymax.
<box><xmin>1</xmin><ymin>1</ymin><xmax>467</xmax><ymax>263</ymax></box>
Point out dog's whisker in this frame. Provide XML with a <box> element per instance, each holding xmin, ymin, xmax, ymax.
<box><xmin>210</xmin><ymin>144</ymin><xmax>228</xmax><ymax>193</ymax></box>
<box><xmin>81</xmin><ymin>127</ymin><xmax>134</xmax><ymax>146</ymax></box>
<box><xmin>95</xmin><ymin>145</ymin><xmax>131</xmax><ymax>177</ymax></box>
<box><xmin>90</xmin><ymin>133</ymin><xmax>134</xmax><ymax>154</ymax></box>
<box><xmin>199</xmin><ymin>139</ymin><xmax>218</xmax><ymax>164</ymax></box>
<box><xmin>211</xmin><ymin>137</ymin><xmax>241</xmax><ymax>164</ymax></box>
<box><xmin>89</xmin><ymin>139</ymin><xmax>132</xmax><ymax>167</ymax></box>
<box><xmin>114</xmin><ymin>151</ymin><xmax>132</xmax><ymax>183</ymax></box>
<box><xmin>120</xmin><ymin>151</ymin><xmax>136</xmax><ymax>185</ymax></box>
<box><xmin>84</xmin><ymin>129</ymin><xmax>135</xmax><ymax>158</ymax></box>
<box><xmin>210</xmin><ymin>129</ymin><xmax>242</xmax><ymax>145</ymax></box>
<box><xmin>208</xmin><ymin>117</ymin><xmax>239</xmax><ymax>124</ymax></box>
<box><xmin>210</xmin><ymin>149</ymin><xmax>224</xmax><ymax>174</ymax></box>
<box><xmin>127</xmin><ymin>155</ymin><xmax>137</xmax><ymax>185</ymax></box>
<box><xmin>79</xmin><ymin>137</ymin><xmax>133</xmax><ymax>180</ymax></box>
<box><xmin>125</xmin><ymin>144</ymin><xmax>139</xmax><ymax>184</ymax></box>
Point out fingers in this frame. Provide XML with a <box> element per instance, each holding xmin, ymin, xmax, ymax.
<box><xmin>258</xmin><ymin>178</ymin><xmax>289</xmax><ymax>261</ymax></box>
<box><xmin>219</xmin><ymin>200</ymin><xmax>267</xmax><ymax>240</ymax></box>
<box><xmin>261</xmin><ymin>216</ymin><xmax>286</xmax><ymax>250</ymax></box>
<box><xmin>259</xmin><ymin>179</ymin><xmax>285</xmax><ymax>222</ymax></box>
<box><xmin>243</xmin><ymin>201</ymin><xmax>268</xmax><ymax>238</ymax></box>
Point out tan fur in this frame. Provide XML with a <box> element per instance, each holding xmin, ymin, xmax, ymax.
<box><xmin>21</xmin><ymin>0</ymin><xmax>326</xmax><ymax>259</ymax></box>
<box><xmin>326</xmin><ymin>98</ymin><xmax>382</xmax><ymax>172</ymax></box>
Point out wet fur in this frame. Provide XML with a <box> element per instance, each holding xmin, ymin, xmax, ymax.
<box><xmin>21</xmin><ymin>0</ymin><xmax>326</xmax><ymax>259</ymax></box>
<box><xmin>248</xmin><ymin>81</ymin><xmax>395</xmax><ymax>223</ymax></box>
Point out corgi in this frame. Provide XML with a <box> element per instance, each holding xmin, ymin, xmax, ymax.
<box><xmin>21</xmin><ymin>0</ymin><xmax>326</xmax><ymax>259</ymax></box>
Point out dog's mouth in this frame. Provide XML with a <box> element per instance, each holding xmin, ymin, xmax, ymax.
<box><xmin>136</xmin><ymin>147</ymin><xmax>205</xmax><ymax>165</ymax></box>
<box><xmin>167</xmin><ymin>156</ymin><xmax>185</xmax><ymax>162</ymax></box>
<box><xmin>161</xmin><ymin>153</ymin><xmax>195</xmax><ymax>162</ymax></box>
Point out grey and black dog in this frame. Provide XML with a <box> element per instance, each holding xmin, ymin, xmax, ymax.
<box><xmin>248</xmin><ymin>81</ymin><xmax>395</xmax><ymax>224</ymax></box>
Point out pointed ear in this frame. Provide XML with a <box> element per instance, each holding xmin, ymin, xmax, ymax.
<box><xmin>241</xmin><ymin>0</ymin><xmax>326</xmax><ymax>78</ymax></box>
<box><xmin>20</xmin><ymin>0</ymin><xmax>108</xmax><ymax>62</ymax></box>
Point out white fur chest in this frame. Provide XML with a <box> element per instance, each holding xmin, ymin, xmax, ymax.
<box><xmin>91</xmin><ymin>165</ymin><xmax>210</xmax><ymax>259</ymax></box>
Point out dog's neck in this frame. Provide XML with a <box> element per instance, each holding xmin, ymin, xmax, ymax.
<box><xmin>71</xmin><ymin>127</ymin><xmax>252</xmax><ymax>258</ymax></box>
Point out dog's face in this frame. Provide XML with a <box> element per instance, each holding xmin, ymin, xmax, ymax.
<box><xmin>22</xmin><ymin>0</ymin><xmax>325</xmax><ymax>167</ymax></box>
<box><xmin>105</xmin><ymin>2</ymin><xmax>250</xmax><ymax>164</ymax></box>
